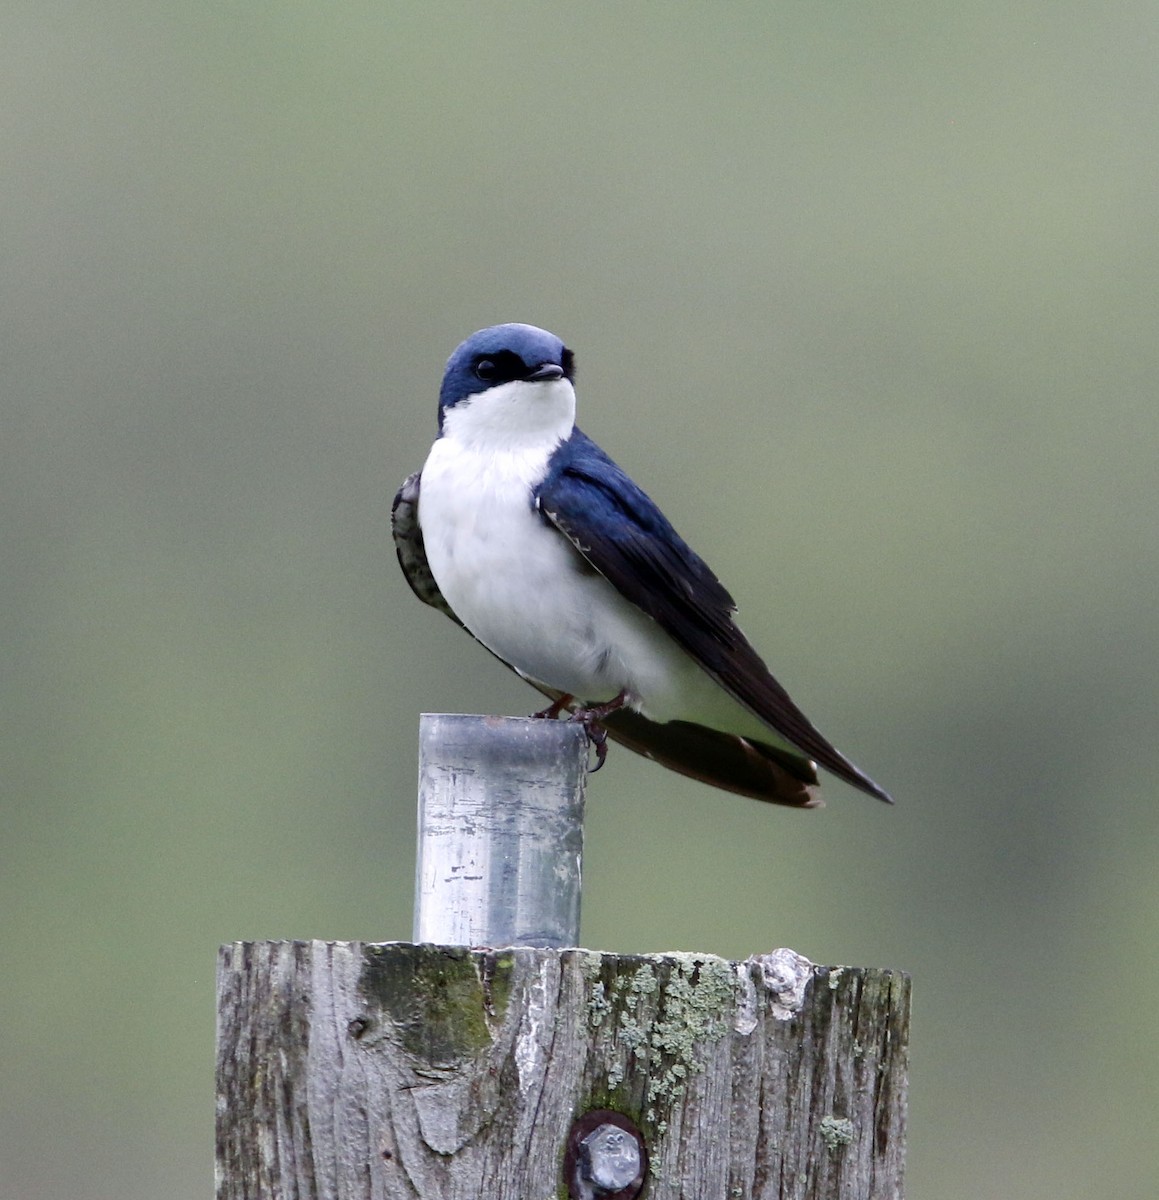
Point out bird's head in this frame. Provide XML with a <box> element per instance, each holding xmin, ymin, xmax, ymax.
<box><xmin>437</xmin><ymin>323</ymin><xmax>577</xmax><ymax>446</ymax></box>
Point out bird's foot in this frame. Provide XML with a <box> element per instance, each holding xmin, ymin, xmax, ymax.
<box><xmin>568</xmin><ymin>689</ymin><xmax>630</xmax><ymax>772</ymax></box>
<box><xmin>531</xmin><ymin>694</ymin><xmax>574</xmax><ymax>721</ymax></box>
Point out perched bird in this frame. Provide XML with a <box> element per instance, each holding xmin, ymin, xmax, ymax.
<box><xmin>393</xmin><ymin>323</ymin><xmax>892</xmax><ymax>808</ymax></box>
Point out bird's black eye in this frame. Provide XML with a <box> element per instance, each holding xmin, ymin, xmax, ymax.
<box><xmin>470</xmin><ymin>350</ymin><xmax>526</xmax><ymax>386</ymax></box>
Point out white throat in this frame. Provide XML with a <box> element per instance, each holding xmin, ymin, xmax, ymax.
<box><xmin>439</xmin><ymin>378</ymin><xmax>576</xmax><ymax>455</ymax></box>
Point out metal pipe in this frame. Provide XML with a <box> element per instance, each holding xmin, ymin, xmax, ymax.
<box><xmin>414</xmin><ymin>714</ymin><xmax>588</xmax><ymax>947</ymax></box>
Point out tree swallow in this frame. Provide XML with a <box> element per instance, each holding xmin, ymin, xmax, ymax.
<box><xmin>393</xmin><ymin>323</ymin><xmax>892</xmax><ymax>808</ymax></box>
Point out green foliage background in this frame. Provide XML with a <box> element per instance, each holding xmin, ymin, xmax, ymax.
<box><xmin>3</xmin><ymin>3</ymin><xmax>1157</xmax><ymax>1197</ymax></box>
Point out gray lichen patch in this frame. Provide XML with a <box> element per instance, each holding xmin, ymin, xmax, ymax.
<box><xmin>359</xmin><ymin>943</ymin><xmax>512</xmax><ymax>1065</ymax></box>
<box><xmin>644</xmin><ymin>955</ymin><xmax>735</xmax><ymax>1118</ymax></box>
<box><xmin>819</xmin><ymin>1115</ymin><xmax>854</xmax><ymax>1151</ymax></box>
<box><xmin>587</xmin><ymin>979</ymin><xmax>609</xmax><ymax>1027</ymax></box>
<box><xmin>579</xmin><ymin>950</ymin><xmax>607</xmax><ymax>982</ymax></box>
<box><xmin>574</xmin><ymin>952</ymin><xmax>741</xmax><ymax>1135</ymax></box>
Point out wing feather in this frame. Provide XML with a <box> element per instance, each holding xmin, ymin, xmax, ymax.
<box><xmin>534</xmin><ymin>432</ymin><xmax>892</xmax><ymax>803</ymax></box>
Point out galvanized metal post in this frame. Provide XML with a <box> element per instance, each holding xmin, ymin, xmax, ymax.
<box><xmin>414</xmin><ymin>713</ymin><xmax>589</xmax><ymax>948</ymax></box>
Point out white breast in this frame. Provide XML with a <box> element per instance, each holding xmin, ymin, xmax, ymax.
<box><xmin>419</xmin><ymin>432</ymin><xmax>645</xmax><ymax>701</ymax></box>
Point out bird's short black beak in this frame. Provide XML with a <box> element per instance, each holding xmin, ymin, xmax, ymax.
<box><xmin>527</xmin><ymin>363</ymin><xmax>565</xmax><ymax>382</ymax></box>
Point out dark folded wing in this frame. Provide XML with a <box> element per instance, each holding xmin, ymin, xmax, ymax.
<box><xmin>533</xmin><ymin>431</ymin><xmax>893</xmax><ymax>804</ymax></box>
<box><xmin>393</xmin><ymin>472</ymin><xmax>463</xmax><ymax>622</ymax></box>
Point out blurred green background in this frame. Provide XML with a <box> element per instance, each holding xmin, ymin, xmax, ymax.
<box><xmin>3</xmin><ymin>2</ymin><xmax>1157</xmax><ymax>1197</ymax></box>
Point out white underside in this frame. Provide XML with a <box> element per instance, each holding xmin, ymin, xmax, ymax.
<box><xmin>418</xmin><ymin>380</ymin><xmax>777</xmax><ymax>743</ymax></box>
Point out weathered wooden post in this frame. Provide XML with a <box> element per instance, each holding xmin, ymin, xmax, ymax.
<box><xmin>216</xmin><ymin>716</ymin><xmax>909</xmax><ymax>1199</ymax></box>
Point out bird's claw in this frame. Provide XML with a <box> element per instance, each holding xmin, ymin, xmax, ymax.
<box><xmin>530</xmin><ymin>692</ymin><xmax>608</xmax><ymax>769</ymax></box>
<box><xmin>569</xmin><ymin>709</ymin><xmax>610</xmax><ymax>771</ymax></box>
<box><xmin>530</xmin><ymin>694</ymin><xmax>573</xmax><ymax>721</ymax></box>
<box><xmin>566</xmin><ymin>689</ymin><xmax>629</xmax><ymax>773</ymax></box>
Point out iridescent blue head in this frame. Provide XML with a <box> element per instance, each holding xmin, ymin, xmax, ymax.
<box><xmin>438</xmin><ymin>323</ymin><xmax>576</xmax><ymax>431</ymax></box>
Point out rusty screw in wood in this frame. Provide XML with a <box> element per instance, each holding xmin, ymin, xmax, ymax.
<box><xmin>565</xmin><ymin>1110</ymin><xmax>647</xmax><ymax>1200</ymax></box>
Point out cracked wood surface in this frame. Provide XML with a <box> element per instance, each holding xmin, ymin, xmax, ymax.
<box><xmin>216</xmin><ymin>941</ymin><xmax>908</xmax><ymax>1199</ymax></box>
